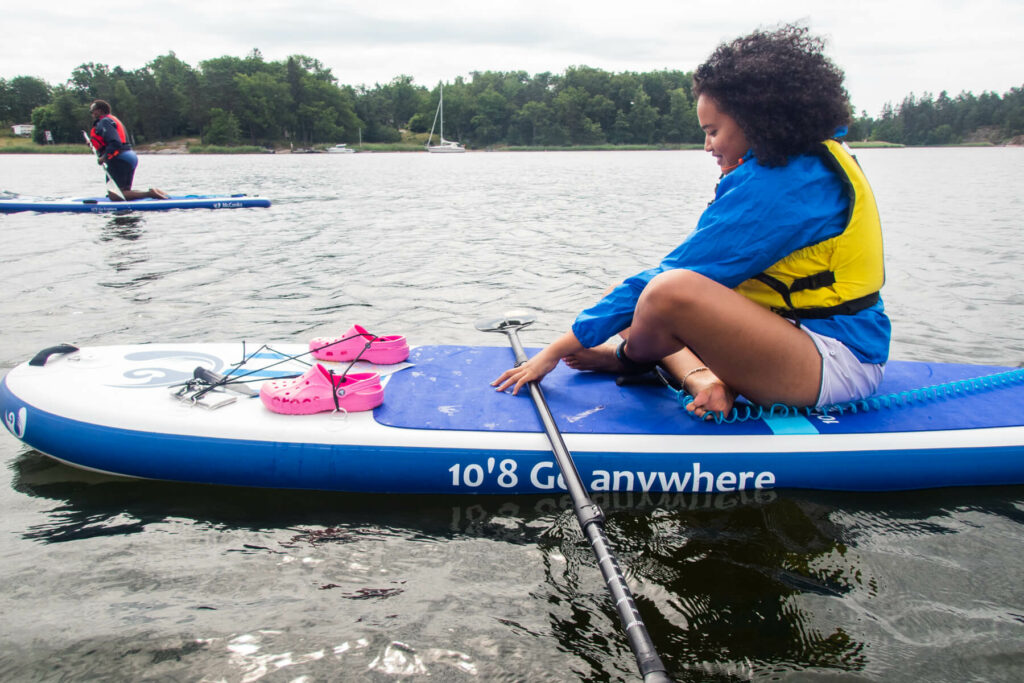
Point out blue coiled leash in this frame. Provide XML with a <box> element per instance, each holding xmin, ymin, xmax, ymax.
<box><xmin>661</xmin><ymin>366</ymin><xmax>1024</xmax><ymax>424</ymax></box>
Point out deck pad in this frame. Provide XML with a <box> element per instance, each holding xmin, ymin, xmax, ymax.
<box><xmin>375</xmin><ymin>345</ymin><xmax>1024</xmax><ymax>436</ymax></box>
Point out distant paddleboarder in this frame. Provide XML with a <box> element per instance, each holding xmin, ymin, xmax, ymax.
<box><xmin>88</xmin><ymin>100</ymin><xmax>169</xmax><ymax>201</ymax></box>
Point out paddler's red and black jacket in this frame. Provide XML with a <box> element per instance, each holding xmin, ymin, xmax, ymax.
<box><xmin>90</xmin><ymin>114</ymin><xmax>132</xmax><ymax>162</ymax></box>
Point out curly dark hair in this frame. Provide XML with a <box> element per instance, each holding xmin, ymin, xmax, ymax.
<box><xmin>693</xmin><ymin>24</ymin><xmax>851</xmax><ymax>166</ymax></box>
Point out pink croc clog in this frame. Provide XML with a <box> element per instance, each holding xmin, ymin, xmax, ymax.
<box><xmin>260</xmin><ymin>364</ymin><xmax>383</xmax><ymax>415</ymax></box>
<box><xmin>309</xmin><ymin>324</ymin><xmax>409</xmax><ymax>364</ymax></box>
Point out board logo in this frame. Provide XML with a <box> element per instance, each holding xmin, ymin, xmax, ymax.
<box><xmin>3</xmin><ymin>406</ymin><xmax>27</xmax><ymax>438</ymax></box>
<box><xmin>111</xmin><ymin>350</ymin><xmax>226</xmax><ymax>388</ymax></box>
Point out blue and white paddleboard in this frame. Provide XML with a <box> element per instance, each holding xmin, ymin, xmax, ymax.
<box><xmin>2</xmin><ymin>343</ymin><xmax>1023</xmax><ymax>493</ymax></box>
<box><xmin>0</xmin><ymin>194</ymin><xmax>271</xmax><ymax>214</ymax></box>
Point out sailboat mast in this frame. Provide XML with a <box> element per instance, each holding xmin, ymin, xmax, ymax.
<box><xmin>426</xmin><ymin>81</ymin><xmax>464</xmax><ymax>152</ymax></box>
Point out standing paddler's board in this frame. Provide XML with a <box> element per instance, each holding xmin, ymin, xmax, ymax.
<box><xmin>0</xmin><ymin>194</ymin><xmax>271</xmax><ymax>214</ymax></box>
<box><xmin>2</xmin><ymin>343</ymin><xmax>1023</xmax><ymax>493</ymax></box>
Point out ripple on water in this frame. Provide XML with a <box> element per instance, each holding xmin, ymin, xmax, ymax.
<box><xmin>1</xmin><ymin>150</ymin><xmax>1023</xmax><ymax>681</ymax></box>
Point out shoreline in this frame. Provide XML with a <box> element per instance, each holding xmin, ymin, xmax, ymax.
<box><xmin>2</xmin><ymin>140</ymin><xmax>1021</xmax><ymax>154</ymax></box>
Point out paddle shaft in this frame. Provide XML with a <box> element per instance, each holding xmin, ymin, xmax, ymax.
<box><xmin>501</xmin><ymin>328</ymin><xmax>671</xmax><ymax>682</ymax></box>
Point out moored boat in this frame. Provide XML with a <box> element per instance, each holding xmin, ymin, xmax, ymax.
<box><xmin>426</xmin><ymin>83</ymin><xmax>466</xmax><ymax>153</ymax></box>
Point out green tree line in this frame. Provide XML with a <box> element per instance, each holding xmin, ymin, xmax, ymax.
<box><xmin>2</xmin><ymin>50</ymin><xmax>1021</xmax><ymax>148</ymax></box>
<box><xmin>856</xmin><ymin>89</ymin><xmax>1024</xmax><ymax>145</ymax></box>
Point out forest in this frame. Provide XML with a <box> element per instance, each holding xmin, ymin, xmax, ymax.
<box><xmin>1</xmin><ymin>50</ymin><xmax>1021</xmax><ymax>149</ymax></box>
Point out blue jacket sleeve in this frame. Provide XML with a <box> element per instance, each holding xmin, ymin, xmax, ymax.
<box><xmin>571</xmin><ymin>155</ymin><xmax>849</xmax><ymax>348</ymax></box>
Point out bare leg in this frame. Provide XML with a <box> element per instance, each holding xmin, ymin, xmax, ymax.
<box><xmin>562</xmin><ymin>342</ymin><xmax>622</xmax><ymax>372</ymax></box>
<box><xmin>562</xmin><ymin>281</ymin><xmax>629</xmax><ymax>372</ymax></box>
<box><xmin>108</xmin><ymin>188</ymin><xmax>169</xmax><ymax>201</ymax></box>
<box><xmin>625</xmin><ymin>269</ymin><xmax>822</xmax><ymax>408</ymax></box>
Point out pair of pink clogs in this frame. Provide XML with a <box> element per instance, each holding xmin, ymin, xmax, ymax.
<box><xmin>260</xmin><ymin>325</ymin><xmax>408</xmax><ymax>415</ymax></box>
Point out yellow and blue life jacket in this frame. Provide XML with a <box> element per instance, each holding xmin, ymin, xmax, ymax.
<box><xmin>734</xmin><ymin>139</ymin><xmax>885</xmax><ymax>319</ymax></box>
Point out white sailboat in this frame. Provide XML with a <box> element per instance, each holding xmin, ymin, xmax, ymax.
<box><xmin>426</xmin><ymin>83</ymin><xmax>465</xmax><ymax>153</ymax></box>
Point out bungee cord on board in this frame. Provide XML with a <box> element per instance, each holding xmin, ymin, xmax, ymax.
<box><xmin>173</xmin><ymin>333</ymin><xmax>384</xmax><ymax>405</ymax></box>
<box><xmin>657</xmin><ymin>366</ymin><xmax>1024</xmax><ymax>424</ymax></box>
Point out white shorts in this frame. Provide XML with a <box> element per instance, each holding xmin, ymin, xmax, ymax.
<box><xmin>802</xmin><ymin>326</ymin><xmax>885</xmax><ymax>408</ymax></box>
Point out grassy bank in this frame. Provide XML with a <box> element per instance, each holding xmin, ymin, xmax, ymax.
<box><xmin>848</xmin><ymin>141</ymin><xmax>905</xmax><ymax>148</ymax></box>
<box><xmin>188</xmin><ymin>145</ymin><xmax>270</xmax><ymax>154</ymax></box>
<box><xmin>495</xmin><ymin>143</ymin><xmax>703</xmax><ymax>151</ymax></box>
<box><xmin>0</xmin><ymin>138</ymin><xmax>89</xmax><ymax>154</ymax></box>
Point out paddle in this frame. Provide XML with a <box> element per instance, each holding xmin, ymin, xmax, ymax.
<box><xmin>477</xmin><ymin>313</ymin><xmax>672</xmax><ymax>682</ymax></box>
<box><xmin>82</xmin><ymin>130</ymin><xmax>125</xmax><ymax>200</ymax></box>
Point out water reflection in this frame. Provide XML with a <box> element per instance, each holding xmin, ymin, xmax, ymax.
<box><xmin>13</xmin><ymin>451</ymin><xmax>778</xmax><ymax>543</ymax></box>
<box><xmin>99</xmin><ymin>214</ymin><xmax>146</xmax><ymax>241</ymax></box>
<box><xmin>8</xmin><ymin>452</ymin><xmax>850</xmax><ymax>678</ymax></box>
<box><xmin>91</xmin><ymin>214</ymin><xmax>158</xmax><ymax>292</ymax></box>
<box><xmin>528</xmin><ymin>493</ymin><xmax>868</xmax><ymax>679</ymax></box>
<box><xmin>9</xmin><ymin>451</ymin><xmax>1024</xmax><ymax>680</ymax></box>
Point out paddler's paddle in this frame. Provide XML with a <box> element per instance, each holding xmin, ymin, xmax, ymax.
<box><xmin>477</xmin><ymin>313</ymin><xmax>672</xmax><ymax>683</ymax></box>
<box><xmin>82</xmin><ymin>130</ymin><xmax>125</xmax><ymax>200</ymax></box>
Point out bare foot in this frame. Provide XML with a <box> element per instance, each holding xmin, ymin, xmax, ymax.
<box><xmin>562</xmin><ymin>343</ymin><xmax>623</xmax><ymax>372</ymax></box>
<box><xmin>149</xmin><ymin>188</ymin><xmax>170</xmax><ymax>199</ymax></box>
<box><xmin>684</xmin><ymin>371</ymin><xmax>736</xmax><ymax>419</ymax></box>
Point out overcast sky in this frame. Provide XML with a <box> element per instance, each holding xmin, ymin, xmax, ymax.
<box><xmin>3</xmin><ymin>0</ymin><xmax>1021</xmax><ymax>117</ymax></box>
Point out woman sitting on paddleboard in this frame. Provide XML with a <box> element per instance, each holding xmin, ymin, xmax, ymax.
<box><xmin>494</xmin><ymin>24</ymin><xmax>891</xmax><ymax>419</ymax></box>
<box><xmin>89</xmin><ymin>100</ymin><xmax>169</xmax><ymax>201</ymax></box>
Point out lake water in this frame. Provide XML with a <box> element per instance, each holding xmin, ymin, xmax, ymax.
<box><xmin>1</xmin><ymin>148</ymin><xmax>1022</xmax><ymax>681</ymax></box>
